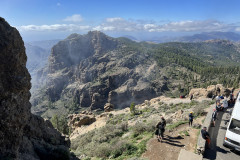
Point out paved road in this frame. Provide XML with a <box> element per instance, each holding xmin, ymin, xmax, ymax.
<box><xmin>204</xmin><ymin>108</ymin><xmax>240</xmax><ymax>160</ymax></box>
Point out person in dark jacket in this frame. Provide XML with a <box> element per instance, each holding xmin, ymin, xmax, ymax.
<box><xmin>201</xmin><ymin>127</ymin><xmax>211</xmax><ymax>148</ymax></box>
<box><xmin>161</xmin><ymin>116</ymin><xmax>166</xmax><ymax>128</ymax></box>
<box><xmin>190</xmin><ymin>94</ymin><xmax>193</xmax><ymax>101</ymax></box>
<box><xmin>212</xmin><ymin>108</ymin><xmax>217</xmax><ymax>127</ymax></box>
<box><xmin>155</xmin><ymin>116</ymin><xmax>166</xmax><ymax>142</ymax></box>
<box><xmin>189</xmin><ymin>112</ymin><xmax>194</xmax><ymax>127</ymax></box>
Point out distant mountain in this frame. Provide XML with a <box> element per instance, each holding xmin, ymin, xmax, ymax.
<box><xmin>121</xmin><ymin>35</ymin><xmax>138</xmax><ymax>41</ymax></box>
<box><xmin>25</xmin><ymin>43</ymin><xmax>48</xmax><ymax>73</ymax></box>
<box><xmin>28</xmin><ymin>39</ymin><xmax>61</xmax><ymax>51</ymax></box>
<box><xmin>31</xmin><ymin>31</ymin><xmax>240</xmax><ymax>118</ymax></box>
<box><xmin>25</xmin><ymin>39</ymin><xmax>60</xmax><ymax>89</ymax></box>
<box><xmin>176</xmin><ymin>32</ymin><xmax>240</xmax><ymax>42</ymax></box>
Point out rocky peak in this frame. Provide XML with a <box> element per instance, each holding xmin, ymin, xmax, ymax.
<box><xmin>49</xmin><ymin>31</ymin><xmax>118</xmax><ymax>73</ymax></box>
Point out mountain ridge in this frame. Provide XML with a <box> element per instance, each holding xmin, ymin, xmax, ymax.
<box><xmin>31</xmin><ymin>31</ymin><xmax>240</xmax><ymax>118</ymax></box>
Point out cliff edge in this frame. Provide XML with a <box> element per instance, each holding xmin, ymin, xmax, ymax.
<box><xmin>0</xmin><ymin>17</ymin><xmax>70</xmax><ymax>160</ymax></box>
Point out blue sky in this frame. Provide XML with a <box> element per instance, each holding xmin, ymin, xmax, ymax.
<box><xmin>1</xmin><ymin>0</ymin><xmax>240</xmax><ymax>41</ymax></box>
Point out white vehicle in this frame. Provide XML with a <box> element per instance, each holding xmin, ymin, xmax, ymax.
<box><xmin>223</xmin><ymin>94</ymin><xmax>240</xmax><ymax>151</ymax></box>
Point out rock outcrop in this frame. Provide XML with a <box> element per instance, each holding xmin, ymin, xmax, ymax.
<box><xmin>189</xmin><ymin>84</ymin><xmax>232</xmax><ymax>98</ymax></box>
<box><xmin>104</xmin><ymin>103</ymin><xmax>114</xmax><ymax>112</ymax></box>
<box><xmin>68</xmin><ymin>113</ymin><xmax>96</xmax><ymax>129</ymax></box>
<box><xmin>0</xmin><ymin>17</ymin><xmax>70</xmax><ymax>160</ymax></box>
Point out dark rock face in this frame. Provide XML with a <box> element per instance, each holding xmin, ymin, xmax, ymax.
<box><xmin>0</xmin><ymin>17</ymin><xmax>31</xmax><ymax>159</ymax></box>
<box><xmin>0</xmin><ymin>17</ymin><xmax>70</xmax><ymax>160</ymax></box>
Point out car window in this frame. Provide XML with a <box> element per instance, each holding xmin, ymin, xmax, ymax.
<box><xmin>229</xmin><ymin>118</ymin><xmax>240</xmax><ymax>135</ymax></box>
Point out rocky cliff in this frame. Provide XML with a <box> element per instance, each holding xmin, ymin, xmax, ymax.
<box><xmin>0</xmin><ymin>17</ymin><xmax>70</xmax><ymax>160</ymax></box>
<box><xmin>31</xmin><ymin>32</ymin><xmax>168</xmax><ymax>117</ymax></box>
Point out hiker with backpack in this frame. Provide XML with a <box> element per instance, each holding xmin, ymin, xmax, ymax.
<box><xmin>189</xmin><ymin>111</ymin><xmax>194</xmax><ymax>127</ymax></box>
<box><xmin>155</xmin><ymin>116</ymin><xmax>166</xmax><ymax>142</ymax></box>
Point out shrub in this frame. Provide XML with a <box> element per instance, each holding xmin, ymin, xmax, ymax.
<box><xmin>179</xmin><ymin>130</ymin><xmax>189</xmax><ymax>136</ymax></box>
<box><xmin>190</xmin><ymin>100</ymin><xmax>199</xmax><ymax>106</ymax></box>
<box><xmin>193</xmin><ymin>106</ymin><xmax>205</xmax><ymax>117</ymax></box>
<box><xmin>132</xmin><ymin>120</ymin><xmax>157</xmax><ymax>137</ymax></box>
<box><xmin>71</xmin><ymin>122</ymin><xmax>129</xmax><ymax>158</ymax></box>
<box><xmin>132</xmin><ymin>122</ymin><xmax>146</xmax><ymax>137</ymax></box>
<box><xmin>130</xmin><ymin>102</ymin><xmax>136</xmax><ymax>114</ymax></box>
<box><xmin>166</xmin><ymin>121</ymin><xmax>188</xmax><ymax>131</ymax></box>
<box><xmin>94</xmin><ymin>143</ymin><xmax>111</xmax><ymax>158</ymax></box>
<box><xmin>50</xmin><ymin>115</ymin><xmax>69</xmax><ymax>135</ymax></box>
<box><xmin>166</xmin><ymin>118</ymin><xmax>173</xmax><ymax>124</ymax></box>
<box><xmin>111</xmin><ymin>140</ymin><xmax>137</xmax><ymax>158</ymax></box>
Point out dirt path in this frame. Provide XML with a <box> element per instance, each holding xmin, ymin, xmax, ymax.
<box><xmin>142</xmin><ymin>116</ymin><xmax>205</xmax><ymax>160</ymax></box>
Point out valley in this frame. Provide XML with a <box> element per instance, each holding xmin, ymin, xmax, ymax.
<box><xmin>22</xmin><ymin>30</ymin><xmax>240</xmax><ymax>160</ymax></box>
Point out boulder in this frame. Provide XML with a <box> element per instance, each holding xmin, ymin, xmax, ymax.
<box><xmin>68</xmin><ymin>114</ymin><xmax>96</xmax><ymax>129</ymax></box>
<box><xmin>189</xmin><ymin>88</ymin><xmax>208</xmax><ymax>98</ymax></box>
<box><xmin>104</xmin><ymin>103</ymin><xmax>114</xmax><ymax>112</ymax></box>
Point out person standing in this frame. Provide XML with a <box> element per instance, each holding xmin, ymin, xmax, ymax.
<box><xmin>161</xmin><ymin>116</ymin><xmax>166</xmax><ymax>128</ymax></box>
<box><xmin>212</xmin><ymin>109</ymin><xmax>217</xmax><ymax>127</ymax></box>
<box><xmin>190</xmin><ymin>94</ymin><xmax>193</xmax><ymax>101</ymax></box>
<box><xmin>156</xmin><ymin>116</ymin><xmax>166</xmax><ymax>142</ymax></box>
<box><xmin>201</xmin><ymin>127</ymin><xmax>211</xmax><ymax>148</ymax></box>
<box><xmin>189</xmin><ymin>112</ymin><xmax>194</xmax><ymax>127</ymax></box>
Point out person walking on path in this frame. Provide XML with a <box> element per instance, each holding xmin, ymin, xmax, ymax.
<box><xmin>189</xmin><ymin>112</ymin><xmax>194</xmax><ymax>127</ymax></box>
<box><xmin>212</xmin><ymin>108</ymin><xmax>217</xmax><ymax>127</ymax></box>
<box><xmin>155</xmin><ymin>116</ymin><xmax>166</xmax><ymax>142</ymax></box>
<box><xmin>201</xmin><ymin>127</ymin><xmax>211</xmax><ymax>148</ymax></box>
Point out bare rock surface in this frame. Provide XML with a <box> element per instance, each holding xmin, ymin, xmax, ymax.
<box><xmin>68</xmin><ymin>113</ymin><xmax>96</xmax><ymax>129</ymax></box>
<box><xmin>104</xmin><ymin>103</ymin><xmax>114</xmax><ymax>112</ymax></box>
<box><xmin>0</xmin><ymin>17</ymin><xmax>70</xmax><ymax>160</ymax></box>
<box><xmin>189</xmin><ymin>84</ymin><xmax>232</xmax><ymax>99</ymax></box>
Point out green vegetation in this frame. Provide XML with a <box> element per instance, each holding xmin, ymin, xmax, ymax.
<box><xmin>50</xmin><ymin>115</ymin><xmax>69</xmax><ymax>135</ymax></box>
<box><xmin>71</xmin><ymin>120</ymin><xmax>156</xmax><ymax>159</ymax></box>
<box><xmin>166</xmin><ymin>121</ymin><xmax>188</xmax><ymax>131</ymax></box>
<box><xmin>130</xmin><ymin>102</ymin><xmax>136</xmax><ymax>115</ymax></box>
<box><xmin>70</xmin><ymin>99</ymin><xmax>212</xmax><ymax>159</ymax></box>
<box><xmin>152</xmin><ymin>42</ymin><xmax>240</xmax><ymax>90</ymax></box>
<box><xmin>179</xmin><ymin>130</ymin><xmax>190</xmax><ymax>136</ymax></box>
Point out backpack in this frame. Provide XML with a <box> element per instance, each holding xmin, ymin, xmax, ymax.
<box><xmin>158</xmin><ymin>123</ymin><xmax>165</xmax><ymax>131</ymax></box>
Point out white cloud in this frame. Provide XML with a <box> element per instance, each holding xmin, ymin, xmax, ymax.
<box><xmin>106</xmin><ymin>17</ymin><xmax>124</xmax><ymax>22</ymax></box>
<box><xmin>18</xmin><ymin>17</ymin><xmax>239</xmax><ymax>34</ymax></box>
<box><xmin>144</xmin><ymin>24</ymin><xmax>157</xmax><ymax>30</ymax></box>
<box><xmin>236</xmin><ymin>27</ymin><xmax>240</xmax><ymax>32</ymax></box>
<box><xmin>92</xmin><ymin>18</ymin><xmax>234</xmax><ymax>33</ymax></box>
<box><xmin>18</xmin><ymin>24</ymin><xmax>90</xmax><ymax>32</ymax></box>
<box><xmin>63</xmin><ymin>14</ymin><xmax>83</xmax><ymax>22</ymax></box>
<box><xmin>146</xmin><ymin>20</ymin><xmax>232</xmax><ymax>32</ymax></box>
